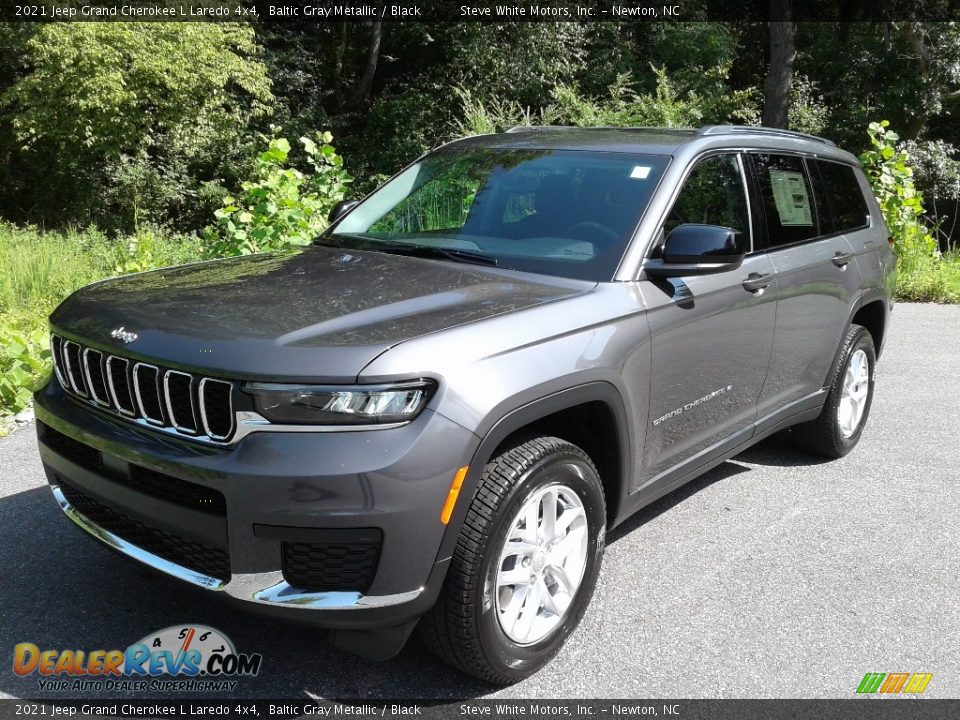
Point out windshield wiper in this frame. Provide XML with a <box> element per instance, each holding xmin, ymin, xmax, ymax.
<box><xmin>316</xmin><ymin>235</ymin><xmax>498</xmax><ymax>267</ymax></box>
<box><xmin>378</xmin><ymin>244</ymin><xmax>498</xmax><ymax>267</ymax></box>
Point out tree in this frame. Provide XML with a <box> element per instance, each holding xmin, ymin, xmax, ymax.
<box><xmin>0</xmin><ymin>23</ymin><xmax>273</xmax><ymax>230</ymax></box>
<box><xmin>762</xmin><ymin>0</ymin><xmax>796</xmax><ymax>129</ymax></box>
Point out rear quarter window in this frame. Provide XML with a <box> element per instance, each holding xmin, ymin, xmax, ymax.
<box><xmin>814</xmin><ymin>159</ymin><xmax>870</xmax><ymax>234</ymax></box>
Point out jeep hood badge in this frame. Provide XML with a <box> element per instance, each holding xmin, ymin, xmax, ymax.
<box><xmin>110</xmin><ymin>326</ymin><xmax>138</xmax><ymax>344</ymax></box>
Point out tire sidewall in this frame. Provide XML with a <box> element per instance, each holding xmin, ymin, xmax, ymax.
<box><xmin>828</xmin><ymin>328</ymin><xmax>876</xmax><ymax>453</ymax></box>
<box><xmin>475</xmin><ymin>450</ymin><xmax>605</xmax><ymax>680</ymax></box>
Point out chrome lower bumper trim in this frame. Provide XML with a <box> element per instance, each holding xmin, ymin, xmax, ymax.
<box><xmin>52</xmin><ymin>485</ymin><xmax>225</xmax><ymax>590</ymax></box>
<box><xmin>51</xmin><ymin>485</ymin><xmax>422</xmax><ymax>610</ymax></box>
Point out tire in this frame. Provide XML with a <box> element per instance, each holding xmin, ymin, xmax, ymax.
<box><xmin>790</xmin><ymin>323</ymin><xmax>876</xmax><ymax>458</ymax></box>
<box><xmin>418</xmin><ymin>436</ymin><xmax>606</xmax><ymax>684</ymax></box>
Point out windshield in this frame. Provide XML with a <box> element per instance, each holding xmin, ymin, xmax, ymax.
<box><xmin>323</xmin><ymin>148</ymin><xmax>670</xmax><ymax>281</ymax></box>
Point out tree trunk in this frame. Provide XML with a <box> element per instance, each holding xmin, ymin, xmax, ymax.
<box><xmin>347</xmin><ymin>19</ymin><xmax>382</xmax><ymax>110</ymax></box>
<box><xmin>902</xmin><ymin>23</ymin><xmax>930</xmax><ymax>140</ymax></box>
<box><xmin>762</xmin><ymin>0</ymin><xmax>796</xmax><ymax>129</ymax></box>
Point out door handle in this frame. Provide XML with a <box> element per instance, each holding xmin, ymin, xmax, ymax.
<box><xmin>742</xmin><ymin>272</ymin><xmax>772</xmax><ymax>293</ymax></box>
<box><xmin>832</xmin><ymin>251</ymin><xmax>854</xmax><ymax>268</ymax></box>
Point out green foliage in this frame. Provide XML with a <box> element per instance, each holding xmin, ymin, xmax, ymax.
<box><xmin>453</xmin><ymin>65</ymin><xmax>758</xmax><ymax>138</ymax></box>
<box><xmin>204</xmin><ymin>133</ymin><xmax>352</xmax><ymax>257</ymax></box>
<box><xmin>0</xmin><ymin>326</ymin><xmax>49</xmax><ymax>419</ymax></box>
<box><xmin>860</xmin><ymin>121</ymin><xmax>937</xmax><ymax>258</ymax></box>
<box><xmin>0</xmin><ymin>23</ymin><xmax>273</xmax><ymax>231</ymax></box>
<box><xmin>0</xmin><ymin>223</ymin><xmax>202</xmax><ymax>417</ymax></box>
<box><xmin>787</xmin><ymin>76</ymin><xmax>829</xmax><ymax>135</ymax></box>
<box><xmin>895</xmin><ymin>251</ymin><xmax>960</xmax><ymax>303</ymax></box>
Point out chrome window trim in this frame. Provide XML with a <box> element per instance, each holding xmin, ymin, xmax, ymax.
<box><xmin>62</xmin><ymin>341</ymin><xmax>88</xmax><ymax>397</ymax></box>
<box><xmin>132</xmin><ymin>362</ymin><xmax>165</xmax><ymax>426</ymax></box>
<box><xmin>163</xmin><ymin>370</ymin><xmax>198</xmax><ymax>434</ymax></box>
<box><xmin>105</xmin><ymin>355</ymin><xmax>137</xmax><ymax>417</ymax></box>
<box><xmin>198</xmin><ymin>377</ymin><xmax>235</xmax><ymax>441</ymax></box>
<box><xmin>82</xmin><ymin>348</ymin><xmax>110</xmax><ymax>407</ymax></box>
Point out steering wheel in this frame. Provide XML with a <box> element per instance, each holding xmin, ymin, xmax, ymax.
<box><xmin>561</xmin><ymin>221</ymin><xmax>620</xmax><ymax>246</ymax></box>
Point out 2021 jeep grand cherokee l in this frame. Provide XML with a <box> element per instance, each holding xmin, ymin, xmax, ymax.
<box><xmin>36</xmin><ymin>125</ymin><xmax>893</xmax><ymax>683</ymax></box>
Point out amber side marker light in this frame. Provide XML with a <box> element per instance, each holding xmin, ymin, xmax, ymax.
<box><xmin>440</xmin><ymin>466</ymin><xmax>469</xmax><ymax>525</ymax></box>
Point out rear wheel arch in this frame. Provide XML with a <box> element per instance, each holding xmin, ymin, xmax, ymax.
<box><xmin>851</xmin><ymin>298</ymin><xmax>887</xmax><ymax>359</ymax></box>
<box><xmin>434</xmin><ymin>382</ymin><xmax>631</xmax><ymax>563</ymax></box>
<box><xmin>824</xmin><ymin>293</ymin><xmax>889</xmax><ymax>388</ymax></box>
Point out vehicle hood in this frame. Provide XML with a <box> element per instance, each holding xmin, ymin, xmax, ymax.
<box><xmin>51</xmin><ymin>245</ymin><xmax>593</xmax><ymax>381</ymax></box>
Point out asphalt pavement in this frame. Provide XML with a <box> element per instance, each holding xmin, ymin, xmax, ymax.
<box><xmin>0</xmin><ymin>302</ymin><xmax>957</xmax><ymax>700</ymax></box>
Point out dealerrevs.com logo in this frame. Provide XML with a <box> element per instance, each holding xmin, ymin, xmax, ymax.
<box><xmin>13</xmin><ymin>625</ymin><xmax>263</xmax><ymax>692</ymax></box>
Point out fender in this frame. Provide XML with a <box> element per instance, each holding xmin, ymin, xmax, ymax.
<box><xmin>432</xmin><ymin>381</ymin><xmax>633</xmax><ymax>564</ymax></box>
<box><xmin>824</xmin><ymin>289</ymin><xmax>889</xmax><ymax>388</ymax></box>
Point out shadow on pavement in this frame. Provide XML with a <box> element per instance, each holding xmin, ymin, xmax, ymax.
<box><xmin>733</xmin><ymin>433</ymin><xmax>833</xmax><ymax>467</ymax></box>
<box><xmin>0</xmin><ymin>485</ymin><xmax>494</xmax><ymax>701</ymax></box>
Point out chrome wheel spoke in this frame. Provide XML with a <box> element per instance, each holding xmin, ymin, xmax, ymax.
<box><xmin>541</xmin><ymin>488</ymin><xmax>558</xmax><ymax>543</ymax></box>
<box><xmin>514</xmin><ymin>581</ymin><xmax>544</xmax><ymax>642</ymax></box>
<box><xmin>550</xmin><ymin>525</ymin><xmax>587</xmax><ymax>563</ymax></box>
<box><xmin>497</xmin><ymin>566</ymin><xmax>530</xmax><ymax>587</ymax></box>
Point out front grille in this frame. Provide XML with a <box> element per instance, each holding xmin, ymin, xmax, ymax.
<box><xmin>58</xmin><ymin>479</ymin><xmax>231</xmax><ymax>582</ymax></box>
<box><xmin>281</xmin><ymin>534</ymin><xmax>382</xmax><ymax>593</ymax></box>
<box><xmin>51</xmin><ymin>334</ymin><xmax>236</xmax><ymax>443</ymax></box>
<box><xmin>127</xmin><ymin>464</ymin><xmax>227</xmax><ymax>515</ymax></box>
<box><xmin>38</xmin><ymin>422</ymin><xmax>102</xmax><ymax>472</ymax></box>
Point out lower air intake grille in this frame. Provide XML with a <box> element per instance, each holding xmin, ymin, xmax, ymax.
<box><xmin>38</xmin><ymin>422</ymin><xmax>102</xmax><ymax>472</ymax></box>
<box><xmin>58</xmin><ymin>479</ymin><xmax>231</xmax><ymax>582</ymax></box>
<box><xmin>281</xmin><ymin>533</ymin><xmax>382</xmax><ymax>593</ymax></box>
<box><xmin>127</xmin><ymin>464</ymin><xmax>227</xmax><ymax>516</ymax></box>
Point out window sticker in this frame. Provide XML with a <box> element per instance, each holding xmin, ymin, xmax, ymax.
<box><xmin>630</xmin><ymin>165</ymin><xmax>652</xmax><ymax>179</ymax></box>
<box><xmin>769</xmin><ymin>169</ymin><xmax>813</xmax><ymax>226</ymax></box>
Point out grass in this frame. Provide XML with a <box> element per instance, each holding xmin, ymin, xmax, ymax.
<box><xmin>895</xmin><ymin>248</ymin><xmax>960</xmax><ymax>303</ymax></box>
<box><xmin>0</xmin><ymin>223</ymin><xmax>203</xmax><ymax>425</ymax></box>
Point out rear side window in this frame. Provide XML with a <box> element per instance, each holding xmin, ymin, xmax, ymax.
<box><xmin>750</xmin><ymin>153</ymin><xmax>819</xmax><ymax>247</ymax></box>
<box><xmin>814</xmin><ymin>160</ymin><xmax>870</xmax><ymax>233</ymax></box>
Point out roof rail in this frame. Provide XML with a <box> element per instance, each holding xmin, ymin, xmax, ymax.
<box><xmin>504</xmin><ymin>125</ymin><xmax>696</xmax><ymax>135</ymax></box>
<box><xmin>697</xmin><ymin>125</ymin><xmax>836</xmax><ymax>147</ymax></box>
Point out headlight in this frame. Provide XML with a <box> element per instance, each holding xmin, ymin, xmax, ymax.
<box><xmin>243</xmin><ymin>380</ymin><xmax>435</xmax><ymax>426</ymax></box>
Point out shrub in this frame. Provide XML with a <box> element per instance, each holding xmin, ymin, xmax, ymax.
<box><xmin>203</xmin><ymin>133</ymin><xmax>352</xmax><ymax>257</ymax></box>
<box><xmin>0</xmin><ymin>326</ymin><xmax>49</xmax><ymax>421</ymax></box>
<box><xmin>859</xmin><ymin>120</ymin><xmax>937</xmax><ymax>258</ymax></box>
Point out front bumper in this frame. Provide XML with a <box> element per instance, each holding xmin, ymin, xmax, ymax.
<box><xmin>35</xmin><ymin>379</ymin><xmax>478</xmax><ymax>630</ymax></box>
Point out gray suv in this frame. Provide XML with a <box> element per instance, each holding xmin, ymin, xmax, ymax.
<box><xmin>35</xmin><ymin>125</ymin><xmax>893</xmax><ymax>683</ymax></box>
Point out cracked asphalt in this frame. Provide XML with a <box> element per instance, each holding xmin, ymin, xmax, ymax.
<box><xmin>0</xmin><ymin>302</ymin><xmax>957</xmax><ymax>700</ymax></box>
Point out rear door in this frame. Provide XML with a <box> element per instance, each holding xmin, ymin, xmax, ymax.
<box><xmin>748</xmin><ymin>152</ymin><xmax>864</xmax><ymax>420</ymax></box>
<box><xmin>639</xmin><ymin>152</ymin><xmax>777</xmax><ymax>490</ymax></box>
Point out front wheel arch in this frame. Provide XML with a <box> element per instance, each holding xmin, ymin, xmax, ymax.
<box><xmin>433</xmin><ymin>382</ymin><xmax>631</xmax><ymax>565</ymax></box>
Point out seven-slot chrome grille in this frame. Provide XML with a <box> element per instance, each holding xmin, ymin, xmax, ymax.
<box><xmin>50</xmin><ymin>334</ymin><xmax>235</xmax><ymax>443</ymax></box>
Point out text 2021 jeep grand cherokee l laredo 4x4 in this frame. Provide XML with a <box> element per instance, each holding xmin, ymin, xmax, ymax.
<box><xmin>36</xmin><ymin>125</ymin><xmax>893</xmax><ymax>683</ymax></box>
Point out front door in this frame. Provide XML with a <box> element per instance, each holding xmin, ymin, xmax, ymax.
<box><xmin>638</xmin><ymin>153</ymin><xmax>777</xmax><ymax>491</ymax></box>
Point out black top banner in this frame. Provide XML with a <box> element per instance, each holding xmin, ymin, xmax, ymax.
<box><xmin>2</xmin><ymin>0</ymin><xmax>960</xmax><ymax>23</ymax></box>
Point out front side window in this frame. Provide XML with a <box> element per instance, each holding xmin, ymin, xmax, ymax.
<box><xmin>750</xmin><ymin>153</ymin><xmax>819</xmax><ymax>247</ymax></box>
<box><xmin>326</xmin><ymin>148</ymin><xmax>670</xmax><ymax>281</ymax></box>
<box><xmin>663</xmin><ymin>153</ymin><xmax>750</xmax><ymax>254</ymax></box>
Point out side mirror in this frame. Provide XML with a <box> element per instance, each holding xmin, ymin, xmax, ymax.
<box><xmin>328</xmin><ymin>199</ymin><xmax>360</xmax><ymax>225</ymax></box>
<box><xmin>644</xmin><ymin>224</ymin><xmax>746</xmax><ymax>278</ymax></box>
